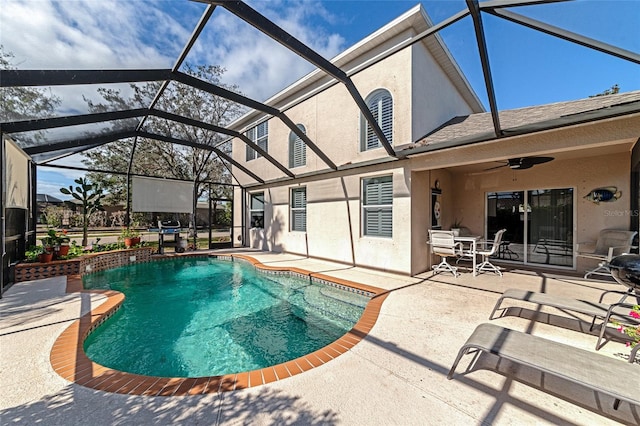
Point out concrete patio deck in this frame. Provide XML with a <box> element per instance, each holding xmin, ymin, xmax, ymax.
<box><xmin>1</xmin><ymin>251</ymin><xmax>638</xmax><ymax>425</ymax></box>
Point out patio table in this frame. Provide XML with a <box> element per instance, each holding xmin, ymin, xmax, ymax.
<box><xmin>454</xmin><ymin>235</ymin><xmax>481</xmax><ymax>276</ymax></box>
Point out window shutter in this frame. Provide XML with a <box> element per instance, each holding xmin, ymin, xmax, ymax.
<box><xmin>245</xmin><ymin>123</ymin><xmax>268</xmax><ymax>161</ymax></box>
<box><xmin>362</xmin><ymin>89</ymin><xmax>393</xmax><ymax>151</ymax></box>
<box><xmin>362</xmin><ymin>176</ymin><xmax>392</xmax><ymax>237</ymax></box>
<box><xmin>380</xmin><ymin>95</ymin><xmax>393</xmax><ymax>143</ymax></box>
<box><xmin>364</xmin><ymin>209</ymin><xmax>392</xmax><ymax>237</ymax></box>
<box><xmin>291</xmin><ymin>187</ymin><xmax>307</xmax><ymax>232</ymax></box>
<box><xmin>292</xmin><ymin>210</ymin><xmax>306</xmax><ymax>231</ymax></box>
<box><xmin>289</xmin><ymin>125</ymin><xmax>306</xmax><ymax>168</ymax></box>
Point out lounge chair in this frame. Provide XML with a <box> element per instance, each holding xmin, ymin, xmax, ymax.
<box><xmin>489</xmin><ymin>288</ymin><xmax>639</xmax><ymax>349</ymax></box>
<box><xmin>448</xmin><ymin>323</ymin><xmax>640</xmax><ymax>410</ymax></box>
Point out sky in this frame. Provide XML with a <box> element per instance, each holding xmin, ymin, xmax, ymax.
<box><xmin>1</xmin><ymin>0</ymin><xmax>639</xmax><ymax>198</ymax></box>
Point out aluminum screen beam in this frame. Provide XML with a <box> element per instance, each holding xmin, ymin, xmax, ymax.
<box><xmin>0</xmin><ymin>69</ymin><xmax>172</xmax><ymax>87</ymax></box>
<box><xmin>32</xmin><ymin>142</ymin><xmax>106</xmax><ymax>164</ymax></box>
<box><xmin>138</xmin><ymin>131</ymin><xmax>264</xmax><ymax>183</ymax></box>
<box><xmin>1</xmin><ymin>109</ymin><xmax>147</xmax><ymax>133</ymax></box>
<box><xmin>173</xmin><ymin>71</ymin><xmax>280</xmax><ymax>115</ymax></box>
<box><xmin>39</xmin><ymin>162</ymin><xmax>237</xmax><ymax>186</ymax></box>
<box><xmin>210</xmin><ymin>0</ymin><xmax>395</xmax><ymax>157</ymax></box>
<box><xmin>23</xmin><ymin>130</ymin><xmax>136</xmax><ymax>155</ymax></box>
<box><xmin>173</xmin><ymin>71</ymin><xmax>336</xmax><ymax>170</ymax></box>
<box><xmin>486</xmin><ymin>8</ymin><xmax>640</xmax><ymax>65</ymax></box>
<box><xmin>139</xmin><ymin>4</ymin><xmax>217</xmax><ymax>132</ymax></box>
<box><xmin>277</xmin><ymin>113</ymin><xmax>337</xmax><ymax>169</ymax></box>
<box><xmin>466</xmin><ymin>0</ymin><xmax>502</xmax><ymax>138</ymax></box>
<box><xmin>480</xmin><ymin>0</ymin><xmax>571</xmax><ymax>9</ymax></box>
<box><xmin>149</xmin><ymin>110</ymin><xmax>294</xmax><ymax>178</ymax></box>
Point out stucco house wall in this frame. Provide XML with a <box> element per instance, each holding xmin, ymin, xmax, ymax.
<box><xmin>230</xmin><ymin>6</ymin><xmax>482</xmax><ymax>274</ymax></box>
<box><xmin>407</xmin><ymin>113</ymin><xmax>639</xmax><ymax>275</ymax></box>
<box><xmin>410</xmin><ymin>41</ymin><xmax>476</xmax><ymax>142</ymax></box>
<box><xmin>229</xmin><ymin>5</ymin><xmax>640</xmax><ymax>277</ymax></box>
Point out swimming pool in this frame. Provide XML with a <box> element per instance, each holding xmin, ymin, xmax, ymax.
<box><xmin>82</xmin><ymin>257</ymin><xmax>369</xmax><ymax>378</ymax></box>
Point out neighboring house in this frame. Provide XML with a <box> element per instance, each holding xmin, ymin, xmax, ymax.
<box><xmin>228</xmin><ymin>4</ymin><xmax>640</xmax><ymax>276</ymax></box>
<box><xmin>36</xmin><ymin>193</ymin><xmax>64</xmax><ymax>224</ymax></box>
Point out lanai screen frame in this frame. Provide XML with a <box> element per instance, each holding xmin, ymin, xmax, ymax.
<box><xmin>2</xmin><ymin>0</ymin><xmax>640</xmax><ymax>293</ymax></box>
<box><xmin>3</xmin><ymin>0</ymin><xmax>639</xmax><ymax>186</ymax></box>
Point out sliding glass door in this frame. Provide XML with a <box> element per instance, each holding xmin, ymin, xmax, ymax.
<box><xmin>487</xmin><ymin>188</ymin><xmax>574</xmax><ymax>267</ymax></box>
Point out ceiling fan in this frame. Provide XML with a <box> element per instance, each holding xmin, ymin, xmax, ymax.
<box><xmin>484</xmin><ymin>156</ymin><xmax>554</xmax><ymax>171</ymax></box>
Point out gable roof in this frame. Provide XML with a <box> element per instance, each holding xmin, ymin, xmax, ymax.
<box><xmin>228</xmin><ymin>4</ymin><xmax>483</xmax><ymax>131</ymax></box>
<box><xmin>36</xmin><ymin>194</ymin><xmax>63</xmax><ymax>203</ymax></box>
<box><xmin>401</xmin><ymin>90</ymin><xmax>640</xmax><ymax>155</ymax></box>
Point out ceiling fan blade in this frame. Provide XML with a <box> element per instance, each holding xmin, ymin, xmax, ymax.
<box><xmin>508</xmin><ymin>156</ymin><xmax>554</xmax><ymax>170</ymax></box>
<box><xmin>483</xmin><ymin>162</ymin><xmax>508</xmax><ymax>171</ymax></box>
<box><xmin>528</xmin><ymin>156</ymin><xmax>554</xmax><ymax>165</ymax></box>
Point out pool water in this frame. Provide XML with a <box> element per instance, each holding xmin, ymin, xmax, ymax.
<box><xmin>83</xmin><ymin>257</ymin><xmax>369</xmax><ymax>377</ymax></box>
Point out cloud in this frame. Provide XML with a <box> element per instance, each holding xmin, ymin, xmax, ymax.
<box><xmin>37</xmin><ymin>166</ymin><xmax>85</xmax><ymax>199</ymax></box>
<box><xmin>2</xmin><ymin>0</ymin><xmax>347</xmax><ymax>108</ymax></box>
<box><xmin>3</xmin><ymin>0</ymin><xmax>349</xmax><ymax>193</ymax></box>
<box><xmin>190</xmin><ymin>0</ymin><xmax>347</xmax><ymax>101</ymax></box>
<box><xmin>1</xmin><ymin>0</ymin><xmax>192</xmax><ymax>69</ymax></box>
<box><xmin>1</xmin><ymin>0</ymin><xmax>202</xmax><ymax>114</ymax></box>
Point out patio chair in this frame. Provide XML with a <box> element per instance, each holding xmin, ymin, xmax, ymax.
<box><xmin>428</xmin><ymin>230</ymin><xmax>463</xmax><ymax>277</ymax></box>
<box><xmin>474</xmin><ymin>229</ymin><xmax>506</xmax><ymax>276</ymax></box>
<box><xmin>576</xmin><ymin>229</ymin><xmax>637</xmax><ymax>279</ymax></box>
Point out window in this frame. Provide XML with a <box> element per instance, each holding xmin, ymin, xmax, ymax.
<box><xmin>250</xmin><ymin>192</ymin><xmax>264</xmax><ymax>228</ymax></box>
<box><xmin>360</xmin><ymin>89</ymin><xmax>393</xmax><ymax>151</ymax></box>
<box><xmin>290</xmin><ymin>187</ymin><xmax>307</xmax><ymax>232</ymax></box>
<box><xmin>245</xmin><ymin>121</ymin><xmax>269</xmax><ymax>161</ymax></box>
<box><xmin>362</xmin><ymin>175</ymin><xmax>392</xmax><ymax>237</ymax></box>
<box><xmin>289</xmin><ymin>124</ymin><xmax>307</xmax><ymax>168</ymax></box>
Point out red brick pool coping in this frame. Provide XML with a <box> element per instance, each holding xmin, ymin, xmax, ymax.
<box><xmin>50</xmin><ymin>253</ymin><xmax>388</xmax><ymax>396</ymax></box>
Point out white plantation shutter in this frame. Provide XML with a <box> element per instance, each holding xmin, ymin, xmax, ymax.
<box><xmin>245</xmin><ymin>121</ymin><xmax>268</xmax><ymax>161</ymax></box>
<box><xmin>245</xmin><ymin>127</ymin><xmax>256</xmax><ymax>161</ymax></box>
<box><xmin>291</xmin><ymin>187</ymin><xmax>307</xmax><ymax>232</ymax></box>
<box><xmin>289</xmin><ymin>124</ymin><xmax>307</xmax><ymax>168</ymax></box>
<box><xmin>362</xmin><ymin>89</ymin><xmax>393</xmax><ymax>151</ymax></box>
<box><xmin>256</xmin><ymin>121</ymin><xmax>268</xmax><ymax>153</ymax></box>
<box><xmin>362</xmin><ymin>176</ymin><xmax>392</xmax><ymax>237</ymax></box>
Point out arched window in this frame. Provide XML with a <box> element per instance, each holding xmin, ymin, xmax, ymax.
<box><xmin>360</xmin><ymin>89</ymin><xmax>393</xmax><ymax>151</ymax></box>
<box><xmin>288</xmin><ymin>124</ymin><xmax>306</xmax><ymax>168</ymax></box>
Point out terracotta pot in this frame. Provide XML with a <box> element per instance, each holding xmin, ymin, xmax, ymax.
<box><xmin>39</xmin><ymin>252</ymin><xmax>53</xmax><ymax>263</ymax></box>
<box><xmin>124</xmin><ymin>237</ymin><xmax>133</xmax><ymax>248</ymax></box>
<box><xmin>131</xmin><ymin>236</ymin><xmax>141</xmax><ymax>246</ymax></box>
<box><xmin>55</xmin><ymin>245</ymin><xmax>70</xmax><ymax>259</ymax></box>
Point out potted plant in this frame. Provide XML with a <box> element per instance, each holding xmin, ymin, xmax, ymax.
<box><xmin>451</xmin><ymin>218</ymin><xmax>463</xmax><ymax>236</ymax></box>
<box><xmin>25</xmin><ymin>245</ymin><xmax>44</xmax><ymax>263</ymax></box>
<box><xmin>120</xmin><ymin>227</ymin><xmax>141</xmax><ymax>248</ymax></box>
<box><xmin>42</xmin><ymin>228</ymin><xmax>71</xmax><ymax>259</ymax></box>
<box><xmin>33</xmin><ymin>241</ymin><xmax>53</xmax><ymax>263</ymax></box>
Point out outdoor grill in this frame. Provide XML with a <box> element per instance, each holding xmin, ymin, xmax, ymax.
<box><xmin>608</xmin><ymin>254</ymin><xmax>640</xmax><ymax>293</ymax></box>
<box><xmin>156</xmin><ymin>220</ymin><xmax>187</xmax><ymax>253</ymax></box>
